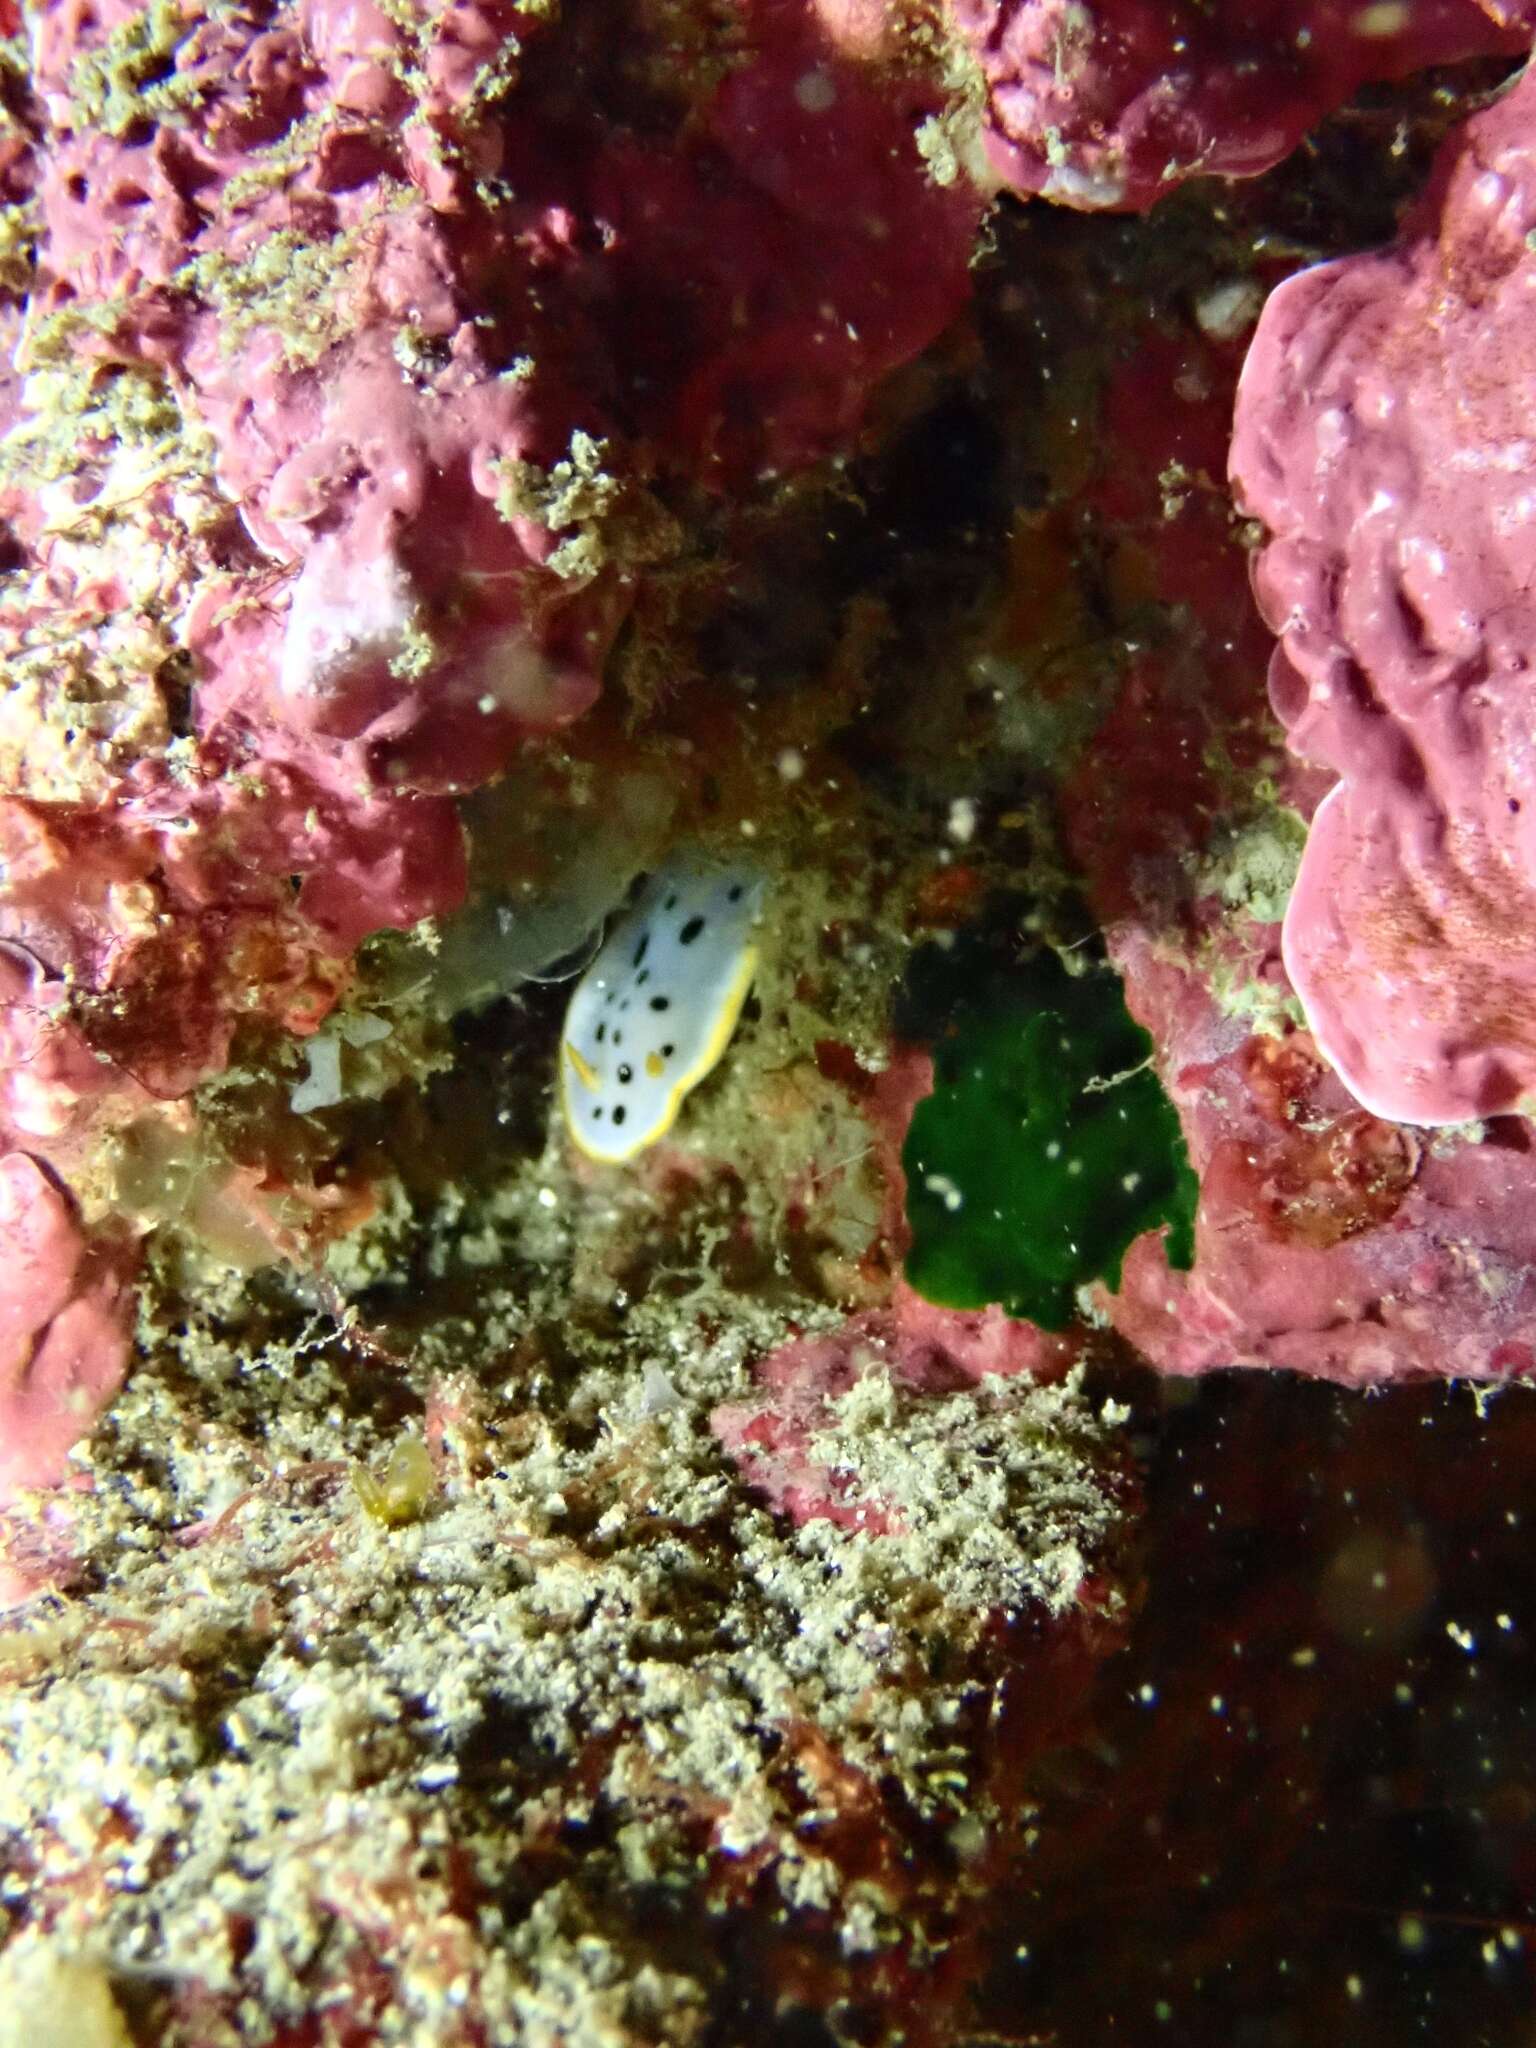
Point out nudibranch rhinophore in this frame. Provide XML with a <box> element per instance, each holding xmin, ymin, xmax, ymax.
<box><xmin>559</xmin><ymin>857</ymin><xmax>766</xmax><ymax>1163</ymax></box>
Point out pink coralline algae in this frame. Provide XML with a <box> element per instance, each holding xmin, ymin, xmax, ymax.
<box><xmin>950</xmin><ymin>0</ymin><xmax>1533</xmax><ymax>211</ymax></box>
<box><xmin>2</xmin><ymin>0</ymin><xmax>981</xmax><ymax>1090</ymax></box>
<box><xmin>0</xmin><ymin>1154</ymin><xmax>134</xmax><ymax>1601</ymax></box>
<box><xmin>0</xmin><ymin>0</ymin><xmax>983</xmax><ymax>1504</ymax></box>
<box><xmin>593</xmin><ymin>3</ymin><xmax>982</xmax><ymax>481</ymax></box>
<box><xmin>714</xmin><ymin>1287</ymin><xmax>1073</xmax><ymax>1531</ymax></box>
<box><xmin>1105</xmin><ymin>920</ymin><xmax>1536</xmax><ymax>1385</ymax></box>
<box><xmin>1232</xmin><ymin>62</ymin><xmax>1536</xmax><ymax>1126</ymax></box>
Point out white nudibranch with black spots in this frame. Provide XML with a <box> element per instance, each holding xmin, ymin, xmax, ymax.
<box><xmin>559</xmin><ymin>855</ymin><xmax>766</xmax><ymax>1162</ymax></box>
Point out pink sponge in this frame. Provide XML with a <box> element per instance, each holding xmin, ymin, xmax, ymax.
<box><xmin>1232</xmin><ymin>62</ymin><xmax>1536</xmax><ymax>1125</ymax></box>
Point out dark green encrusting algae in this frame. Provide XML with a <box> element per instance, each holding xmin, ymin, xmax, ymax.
<box><xmin>901</xmin><ymin>944</ymin><xmax>1197</xmax><ymax>1331</ymax></box>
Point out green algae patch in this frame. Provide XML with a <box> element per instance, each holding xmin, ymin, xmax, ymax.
<box><xmin>902</xmin><ymin>948</ymin><xmax>1197</xmax><ymax>1330</ymax></box>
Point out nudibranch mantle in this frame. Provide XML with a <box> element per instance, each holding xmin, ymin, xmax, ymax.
<box><xmin>559</xmin><ymin>856</ymin><xmax>766</xmax><ymax>1163</ymax></box>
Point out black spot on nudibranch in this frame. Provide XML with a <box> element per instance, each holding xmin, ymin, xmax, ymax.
<box><xmin>728</xmin><ymin>884</ymin><xmax>744</xmax><ymax>902</ymax></box>
<box><xmin>650</xmin><ymin>996</ymin><xmax>671</xmax><ymax>1012</ymax></box>
<box><xmin>662</xmin><ymin>1043</ymin><xmax>675</xmax><ymax>1057</ymax></box>
<box><xmin>632</xmin><ymin>932</ymin><xmax>650</xmax><ymax>968</ymax></box>
<box><xmin>618</xmin><ymin>1063</ymin><xmax>633</xmax><ymax>1084</ymax></box>
<box><xmin>613</xmin><ymin>1104</ymin><xmax>627</xmax><ymax>1127</ymax></box>
<box><xmin>595</xmin><ymin>1023</ymin><xmax>606</xmax><ymax>1044</ymax></box>
<box><xmin>593</xmin><ymin>1106</ymin><xmax>605</xmax><ymax>1120</ymax></box>
<box><xmin>637</xmin><ymin>969</ymin><xmax>650</xmax><ymax>986</ymax></box>
<box><xmin>678</xmin><ymin>916</ymin><xmax>705</xmax><ymax>945</ymax></box>
<box><xmin>663</xmin><ymin>894</ymin><xmax>678</xmax><ymax>911</ymax></box>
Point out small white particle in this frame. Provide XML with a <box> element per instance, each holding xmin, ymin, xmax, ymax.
<box><xmin>947</xmin><ymin>796</ymin><xmax>977</xmax><ymax>845</ymax></box>
<box><xmin>1193</xmin><ymin>277</ymin><xmax>1263</xmax><ymax>342</ymax></box>
<box><xmin>1352</xmin><ymin>1</ymin><xmax>1409</xmax><ymax>35</ymax></box>
<box><xmin>795</xmin><ymin>68</ymin><xmax>837</xmax><ymax>113</ymax></box>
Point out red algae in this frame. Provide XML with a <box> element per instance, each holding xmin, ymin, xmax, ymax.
<box><xmin>1103</xmin><ymin>917</ymin><xmax>1536</xmax><ymax>1382</ymax></box>
<box><xmin>951</xmin><ymin>0</ymin><xmax>1532</xmax><ymax>210</ymax></box>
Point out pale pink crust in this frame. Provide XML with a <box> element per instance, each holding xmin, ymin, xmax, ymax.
<box><xmin>1105</xmin><ymin>920</ymin><xmax>1536</xmax><ymax>1385</ymax></box>
<box><xmin>0</xmin><ymin>1153</ymin><xmax>134</xmax><ymax>1597</ymax></box>
<box><xmin>950</xmin><ymin>0</ymin><xmax>1531</xmax><ymax>211</ymax></box>
<box><xmin>1231</xmin><ymin>64</ymin><xmax>1536</xmax><ymax>1125</ymax></box>
<box><xmin>714</xmin><ymin>1290</ymin><xmax>1076</xmax><ymax>1530</ymax></box>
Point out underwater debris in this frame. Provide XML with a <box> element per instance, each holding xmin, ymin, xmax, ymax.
<box><xmin>560</xmin><ymin>856</ymin><xmax>765</xmax><ymax>1164</ymax></box>
<box><xmin>901</xmin><ymin>946</ymin><xmax>1197</xmax><ymax>1331</ymax></box>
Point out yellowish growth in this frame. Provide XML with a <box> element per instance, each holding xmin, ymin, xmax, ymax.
<box><xmin>1205</xmin><ymin>952</ymin><xmax>1306</xmax><ymax>1038</ymax></box>
<box><xmin>388</xmin><ymin>617</ymin><xmax>438</xmax><ymax>679</ymax></box>
<box><xmin>0</xmin><ymin>311</ymin><xmax>222</xmax><ymax>798</ymax></box>
<box><xmin>67</xmin><ymin>0</ymin><xmax>208</xmax><ymax>140</ymax></box>
<box><xmin>0</xmin><ymin>201</ymin><xmax>34</xmax><ymax>296</ymax></box>
<box><xmin>353</xmin><ymin>1435</ymin><xmax>436</xmax><ymax>1526</ymax></box>
<box><xmin>1199</xmin><ymin>798</ymin><xmax>1308</xmax><ymax>926</ymax></box>
<box><xmin>0</xmin><ymin>1944</ymin><xmax>133</xmax><ymax>2048</ymax></box>
<box><xmin>179</xmin><ymin>227</ymin><xmax>355</xmax><ymax>367</ymax></box>
<box><xmin>494</xmin><ymin>429</ymin><xmax>623</xmax><ymax>584</ymax></box>
<box><xmin>216</xmin><ymin>109</ymin><xmax>330</xmax><ymax>215</ymax></box>
<box><xmin>914</xmin><ymin>112</ymin><xmax>961</xmax><ymax>187</ymax></box>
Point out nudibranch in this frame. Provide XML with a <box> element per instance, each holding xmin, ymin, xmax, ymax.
<box><xmin>559</xmin><ymin>856</ymin><xmax>766</xmax><ymax>1163</ymax></box>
